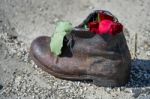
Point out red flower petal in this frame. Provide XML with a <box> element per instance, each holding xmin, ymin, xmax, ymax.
<box><xmin>99</xmin><ymin>12</ymin><xmax>114</xmax><ymax>21</ymax></box>
<box><xmin>88</xmin><ymin>21</ymin><xmax>99</xmax><ymax>33</ymax></box>
<box><xmin>109</xmin><ymin>22</ymin><xmax>123</xmax><ymax>35</ymax></box>
<box><xmin>98</xmin><ymin>20</ymin><xmax>113</xmax><ymax>35</ymax></box>
<box><xmin>98</xmin><ymin>20</ymin><xmax>123</xmax><ymax>35</ymax></box>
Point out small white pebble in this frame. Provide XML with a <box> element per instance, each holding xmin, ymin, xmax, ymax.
<box><xmin>137</xmin><ymin>50</ymin><xmax>140</xmax><ymax>54</ymax></box>
<box><xmin>105</xmin><ymin>87</ymin><xmax>111</xmax><ymax>92</ymax></box>
<box><xmin>146</xmin><ymin>51</ymin><xmax>150</xmax><ymax>56</ymax></box>
<box><xmin>125</xmin><ymin>88</ymin><xmax>132</xmax><ymax>93</ymax></box>
<box><xmin>32</xmin><ymin>95</ymin><xmax>35</xmax><ymax>98</ymax></box>
<box><xmin>117</xmin><ymin>88</ymin><xmax>120</xmax><ymax>92</ymax></box>
<box><xmin>54</xmin><ymin>18</ymin><xmax>59</xmax><ymax>23</ymax></box>
<box><xmin>89</xmin><ymin>6</ymin><xmax>94</xmax><ymax>10</ymax></box>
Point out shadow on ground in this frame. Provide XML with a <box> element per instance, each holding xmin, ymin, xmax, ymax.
<box><xmin>126</xmin><ymin>59</ymin><xmax>150</xmax><ymax>88</ymax></box>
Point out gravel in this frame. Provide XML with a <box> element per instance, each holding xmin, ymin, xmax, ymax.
<box><xmin>0</xmin><ymin>0</ymin><xmax>150</xmax><ymax>99</ymax></box>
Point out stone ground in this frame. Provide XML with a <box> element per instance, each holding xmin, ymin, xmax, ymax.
<box><xmin>0</xmin><ymin>0</ymin><xmax>150</xmax><ymax>99</ymax></box>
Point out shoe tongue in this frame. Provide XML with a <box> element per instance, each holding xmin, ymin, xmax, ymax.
<box><xmin>59</xmin><ymin>34</ymin><xmax>74</xmax><ymax>57</ymax></box>
<box><xmin>50</xmin><ymin>21</ymin><xmax>73</xmax><ymax>56</ymax></box>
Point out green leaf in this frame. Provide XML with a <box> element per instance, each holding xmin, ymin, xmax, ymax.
<box><xmin>84</xmin><ymin>25</ymin><xmax>88</xmax><ymax>29</ymax></box>
<box><xmin>55</xmin><ymin>21</ymin><xmax>73</xmax><ymax>33</ymax></box>
<box><xmin>50</xmin><ymin>21</ymin><xmax>73</xmax><ymax>56</ymax></box>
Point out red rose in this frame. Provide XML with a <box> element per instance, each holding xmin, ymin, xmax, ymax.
<box><xmin>87</xmin><ymin>11</ymin><xmax>123</xmax><ymax>36</ymax></box>
<box><xmin>99</xmin><ymin>12</ymin><xmax>114</xmax><ymax>21</ymax></box>
<box><xmin>88</xmin><ymin>21</ymin><xmax>99</xmax><ymax>33</ymax></box>
<box><xmin>98</xmin><ymin>20</ymin><xmax>123</xmax><ymax>35</ymax></box>
<box><xmin>109</xmin><ymin>22</ymin><xmax>123</xmax><ymax>35</ymax></box>
<box><xmin>98</xmin><ymin>20</ymin><xmax>113</xmax><ymax>35</ymax></box>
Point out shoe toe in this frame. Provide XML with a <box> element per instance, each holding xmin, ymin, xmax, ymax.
<box><xmin>30</xmin><ymin>36</ymin><xmax>54</xmax><ymax>66</ymax></box>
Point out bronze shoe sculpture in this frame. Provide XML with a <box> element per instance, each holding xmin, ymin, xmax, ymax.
<box><xmin>30</xmin><ymin>10</ymin><xmax>131</xmax><ymax>87</ymax></box>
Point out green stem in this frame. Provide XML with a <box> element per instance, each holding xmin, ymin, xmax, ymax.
<box><xmin>97</xmin><ymin>13</ymin><xmax>100</xmax><ymax>22</ymax></box>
